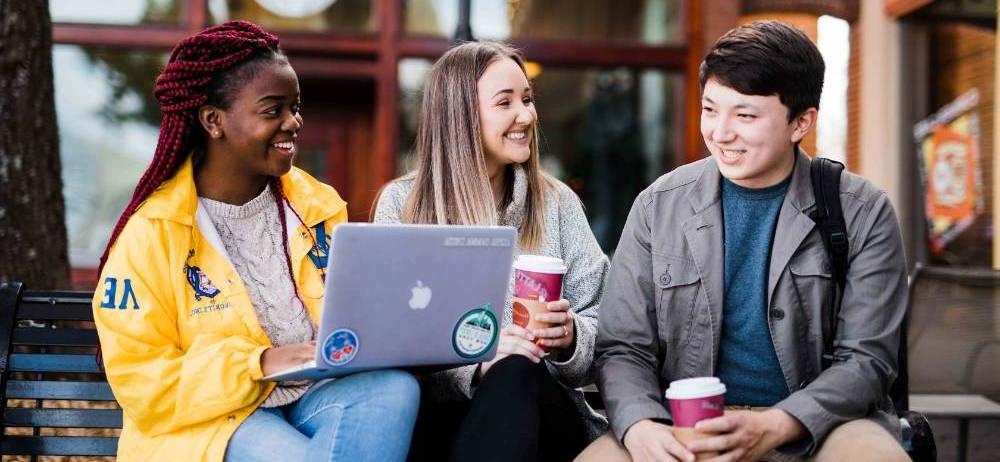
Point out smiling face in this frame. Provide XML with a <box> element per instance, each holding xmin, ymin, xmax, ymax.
<box><xmin>205</xmin><ymin>58</ymin><xmax>303</xmax><ymax>180</ymax></box>
<box><xmin>476</xmin><ymin>57</ymin><xmax>536</xmax><ymax>174</ymax></box>
<box><xmin>700</xmin><ymin>78</ymin><xmax>815</xmax><ymax>188</ymax></box>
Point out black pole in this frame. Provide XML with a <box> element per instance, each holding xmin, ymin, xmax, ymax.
<box><xmin>453</xmin><ymin>0</ymin><xmax>473</xmax><ymax>43</ymax></box>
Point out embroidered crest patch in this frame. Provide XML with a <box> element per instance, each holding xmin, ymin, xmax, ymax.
<box><xmin>308</xmin><ymin>223</ymin><xmax>331</xmax><ymax>271</ymax></box>
<box><xmin>185</xmin><ymin>264</ymin><xmax>221</xmax><ymax>301</ymax></box>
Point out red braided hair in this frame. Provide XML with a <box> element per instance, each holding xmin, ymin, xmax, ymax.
<box><xmin>95</xmin><ymin>21</ymin><xmax>318</xmax><ymax>369</ymax></box>
<box><xmin>270</xmin><ymin>176</ymin><xmax>308</xmax><ymax>304</ymax></box>
<box><xmin>97</xmin><ymin>20</ymin><xmax>283</xmax><ymax>275</ymax></box>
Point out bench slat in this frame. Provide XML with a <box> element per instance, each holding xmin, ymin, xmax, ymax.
<box><xmin>8</xmin><ymin>354</ymin><xmax>102</xmax><ymax>373</ymax></box>
<box><xmin>16</xmin><ymin>303</ymin><xmax>94</xmax><ymax>321</ymax></box>
<box><xmin>910</xmin><ymin>393</ymin><xmax>1000</xmax><ymax>418</ymax></box>
<box><xmin>1</xmin><ymin>290</ymin><xmax>119</xmax><ymax>456</ymax></box>
<box><xmin>12</xmin><ymin>327</ymin><xmax>99</xmax><ymax>347</ymax></box>
<box><xmin>4</xmin><ymin>408</ymin><xmax>122</xmax><ymax>428</ymax></box>
<box><xmin>1</xmin><ymin>435</ymin><xmax>118</xmax><ymax>456</ymax></box>
<box><xmin>20</xmin><ymin>292</ymin><xmax>93</xmax><ymax>304</ymax></box>
<box><xmin>5</xmin><ymin>380</ymin><xmax>115</xmax><ymax>401</ymax></box>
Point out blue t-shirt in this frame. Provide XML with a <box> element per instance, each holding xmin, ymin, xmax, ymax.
<box><xmin>716</xmin><ymin>175</ymin><xmax>792</xmax><ymax>406</ymax></box>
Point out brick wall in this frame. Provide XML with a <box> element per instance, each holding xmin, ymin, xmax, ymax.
<box><xmin>846</xmin><ymin>24</ymin><xmax>860</xmax><ymax>170</ymax></box>
<box><xmin>702</xmin><ymin>0</ymin><xmax>742</xmax><ymax>55</ymax></box>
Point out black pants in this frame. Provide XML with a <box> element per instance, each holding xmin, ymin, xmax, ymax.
<box><xmin>408</xmin><ymin>356</ymin><xmax>590</xmax><ymax>462</ymax></box>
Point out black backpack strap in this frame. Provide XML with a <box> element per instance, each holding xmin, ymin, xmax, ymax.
<box><xmin>809</xmin><ymin>158</ymin><xmax>930</xmax><ymax>454</ymax></box>
<box><xmin>809</xmin><ymin>157</ymin><xmax>849</xmax><ymax>367</ymax></box>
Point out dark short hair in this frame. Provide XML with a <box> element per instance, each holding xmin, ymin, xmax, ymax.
<box><xmin>699</xmin><ymin>20</ymin><xmax>825</xmax><ymax>121</ymax></box>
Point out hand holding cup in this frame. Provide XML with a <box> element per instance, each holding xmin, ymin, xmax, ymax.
<box><xmin>623</xmin><ymin>419</ymin><xmax>696</xmax><ymax>462</ymax></box>
<box><xmin>511</xmin><ymin>255</ymin><xmax>568</xmax><ymax>352</ymax></box>
<box><xmin>664</xmin><ymin>377</ymin><xmax>727</xmax><ymax>460</ymax></box>
<box><xmin>530</xmin><ymin>299</ymin><xmax>575</xmax><ymax>350</ymax></box>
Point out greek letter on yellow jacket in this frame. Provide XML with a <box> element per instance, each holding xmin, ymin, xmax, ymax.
<box><xmin>92</xmin><ymin>157</ymin><xmax>347</xmax><ymax>462</ymax></box>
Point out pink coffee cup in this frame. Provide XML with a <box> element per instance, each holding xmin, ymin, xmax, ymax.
<box><xmin>512</xmin><ymin>255</ymin><xmax>567</xmax><ymax>302</ymax></box>
<box><xmin>664</xmin><ymin>377</ymin><xmax>727</xmax><ymax>428</ymax></box>
<box><xmin>512</xmin><ymin>255</ymin><xmax>567</xmax><ymax>351</ymax></box>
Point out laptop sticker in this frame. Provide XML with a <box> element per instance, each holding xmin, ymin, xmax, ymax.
<box><xmin>452</xmin><ymin>305</ymin><xmax>498</xmax><ymax>359</ymax></box>
<box><xmin>322</xmin><ymin>328</ymin><xmax>359</xmax><ymax>367</ymax></box>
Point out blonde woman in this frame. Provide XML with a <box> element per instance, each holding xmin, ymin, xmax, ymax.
<box><xmin>374</xmin><ymin>41</ymin><xmax>608</xmax><ymax>462</ymax></box>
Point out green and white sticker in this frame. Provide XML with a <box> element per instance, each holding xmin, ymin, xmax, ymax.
<box><xmin>452</xmin><ymin>305</ymin><xmax>498</xmax><ymax>359</ymax></box>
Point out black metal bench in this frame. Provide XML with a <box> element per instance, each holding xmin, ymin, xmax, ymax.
<box><xmin>0</xmin><ymin>276</ymin><xmax>941</xmax><ymax>460</ymax></box>
<box><xmin>0</xmin><ymin>281</ymin><xmax>120</xmax><ymax>457</ymax></box>
<box><xmin>906</xmin><ymin>264</ymin><xmax>1000</xmax><ymax>462</ymax></box>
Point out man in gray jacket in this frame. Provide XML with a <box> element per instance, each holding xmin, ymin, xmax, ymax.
<box><xmin>584</xmin><ymin>21</ymin><xmax>910</xmax><ymax>462</ymax></box>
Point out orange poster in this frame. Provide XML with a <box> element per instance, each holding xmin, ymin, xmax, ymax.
<box><xmin>914</xmin><ymin>90</ymin><xmax>983</xmax><ymax>254</ymax></box>
<box><xmin>927</xmin><ymin>126</ymin><xmax>979</xmax><ymax>220</ymax></box>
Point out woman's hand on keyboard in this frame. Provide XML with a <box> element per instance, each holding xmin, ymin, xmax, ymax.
<box><xmin>260</xmin><ymin>340</ymin><xmax>317</xmax><ymax>377</ymax></box>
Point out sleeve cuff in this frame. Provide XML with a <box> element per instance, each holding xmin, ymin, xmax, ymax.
<box><xmin>247</xmin><ymin>345</ymin><xmax>270</xmax><ymax>381</ymax></box>
<box><xmin>454</xmin><ymin>363</ymin><xmax>477</xmax><ymax>398</ymax></box>
<box><xmin>772</xmin><ymin>391</ymin><xmax>831</xmax><ymax>455</ymax></box>
<box><xmin>611</xmin><ymin>401</ymin><xmax>673</xmax><ymax>443</ymax></box>
<box><xmin>546</xmin><ymin>315</ymin><xmax>597</xmax><ymax>388</ymax></box>
<box><xmin>548</xmin><ymin>323</ymin><xmax>582</xmax><ymax>367</ymax></box>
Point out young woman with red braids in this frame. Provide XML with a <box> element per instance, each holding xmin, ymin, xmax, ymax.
<box><xmin>91</xmin><ymin>21</ymin><xmax>418</xmax><ymax>462</ymax></box>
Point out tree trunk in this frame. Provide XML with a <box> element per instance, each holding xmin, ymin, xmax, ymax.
<box><xmin>0</xmin><ymin>1</ymin><xmax>70</xmax><ymax>289</ymax></box>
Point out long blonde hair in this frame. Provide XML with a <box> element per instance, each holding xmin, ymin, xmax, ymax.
<box><xmin>402</xmin><ymin>41</ymin><xmax>551</xmax><ymax>251</ymax></box>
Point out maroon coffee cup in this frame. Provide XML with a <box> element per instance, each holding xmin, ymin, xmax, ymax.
<box><xmin>512</xmin><ymin>255</ymin><xmax>567</xmax><ymax>302</ymax></box>
<box><xmin>512</xmin><ymin>255</ymin><xmax>567</xmax><ymax>351</ymax></box>
<box><xmin>664</xmin><ymin>377</ymin><xmax>727</xmax><ymax>428</ymax></box>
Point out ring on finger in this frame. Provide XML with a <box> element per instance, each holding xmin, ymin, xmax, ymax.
<box><xmin>562</xmin><ymin>325</ymin><xmax>569</xmax><ymax>337</ymax></box>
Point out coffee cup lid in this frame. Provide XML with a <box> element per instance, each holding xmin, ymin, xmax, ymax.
<box><xmin>664</xmin><ymin>377</ymin><xmax>727</xmax><ymax>400</ymax></box>
<box><xmin>513</xmin><ymin>254</ymin><xmax>567</xmax><ymax>274</ymax></box>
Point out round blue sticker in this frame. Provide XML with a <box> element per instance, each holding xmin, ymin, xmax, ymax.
<box><xmin>322</xmin><ymin>328</ymin><xmax>359</xmax><ymax>367</ymax></box>
<box><xmin>452</xmin><ymin>306</ymin><xmax>498</xmax><ymax>359</ymax></box>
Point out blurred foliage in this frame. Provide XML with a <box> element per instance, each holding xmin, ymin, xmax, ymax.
<box><xmin>82</xmin><ymin>48</ymin><xmax>167</xmax><ymax>127</ymax></box>
<box><xmin>76</xmin><ymin>0</ymin><xmax>178</xmax><ymax>127</ymax></box>
<box><xmin>218</xmin><ymin>0</ymin><xmax>373</xmax><ymax>31</ymax></box>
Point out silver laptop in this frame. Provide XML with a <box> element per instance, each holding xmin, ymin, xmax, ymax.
<box><xmin>264</xmin><ymin>223</ymin><xmax>515</xmax><ymax>381</ymax></box>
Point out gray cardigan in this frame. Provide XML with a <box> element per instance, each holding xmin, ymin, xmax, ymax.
<box><xmin>373</xmin><ymin>166</ymin><xmax>610</xmax><ymax>439</ymax></box>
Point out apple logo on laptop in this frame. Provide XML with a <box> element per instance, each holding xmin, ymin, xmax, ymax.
<box><xmin>409</xmin><ymin>281</ymin><xmax>432</xmax><ymax>309</ymax></box>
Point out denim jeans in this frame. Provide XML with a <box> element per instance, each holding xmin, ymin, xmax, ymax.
<box><xmin>225</xmin><ymin>369</ymin><xmax>420</xmax><ymax>462</ymax></box>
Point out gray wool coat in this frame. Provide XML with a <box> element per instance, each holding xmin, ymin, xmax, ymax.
<box><xmin>373</xmin><ymin>166</ymin><xmax>610</xmax><ymax>440</ymax></box>
<box><xmin>596</xmin><ymin>152</ymin><xmax>908</xmax><ymax>455</ymax></box>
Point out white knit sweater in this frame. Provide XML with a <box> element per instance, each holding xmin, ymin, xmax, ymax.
<box><xmin>200</xmin><ymin>185</ymin><xmax>315</xmax><ymax>408</ymax></box>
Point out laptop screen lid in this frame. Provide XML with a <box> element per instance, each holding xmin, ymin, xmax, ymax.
<box><xmin>314</xmin><ymin>223</ymin><xmax>515</xmax><ymax>376</ymax></box>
